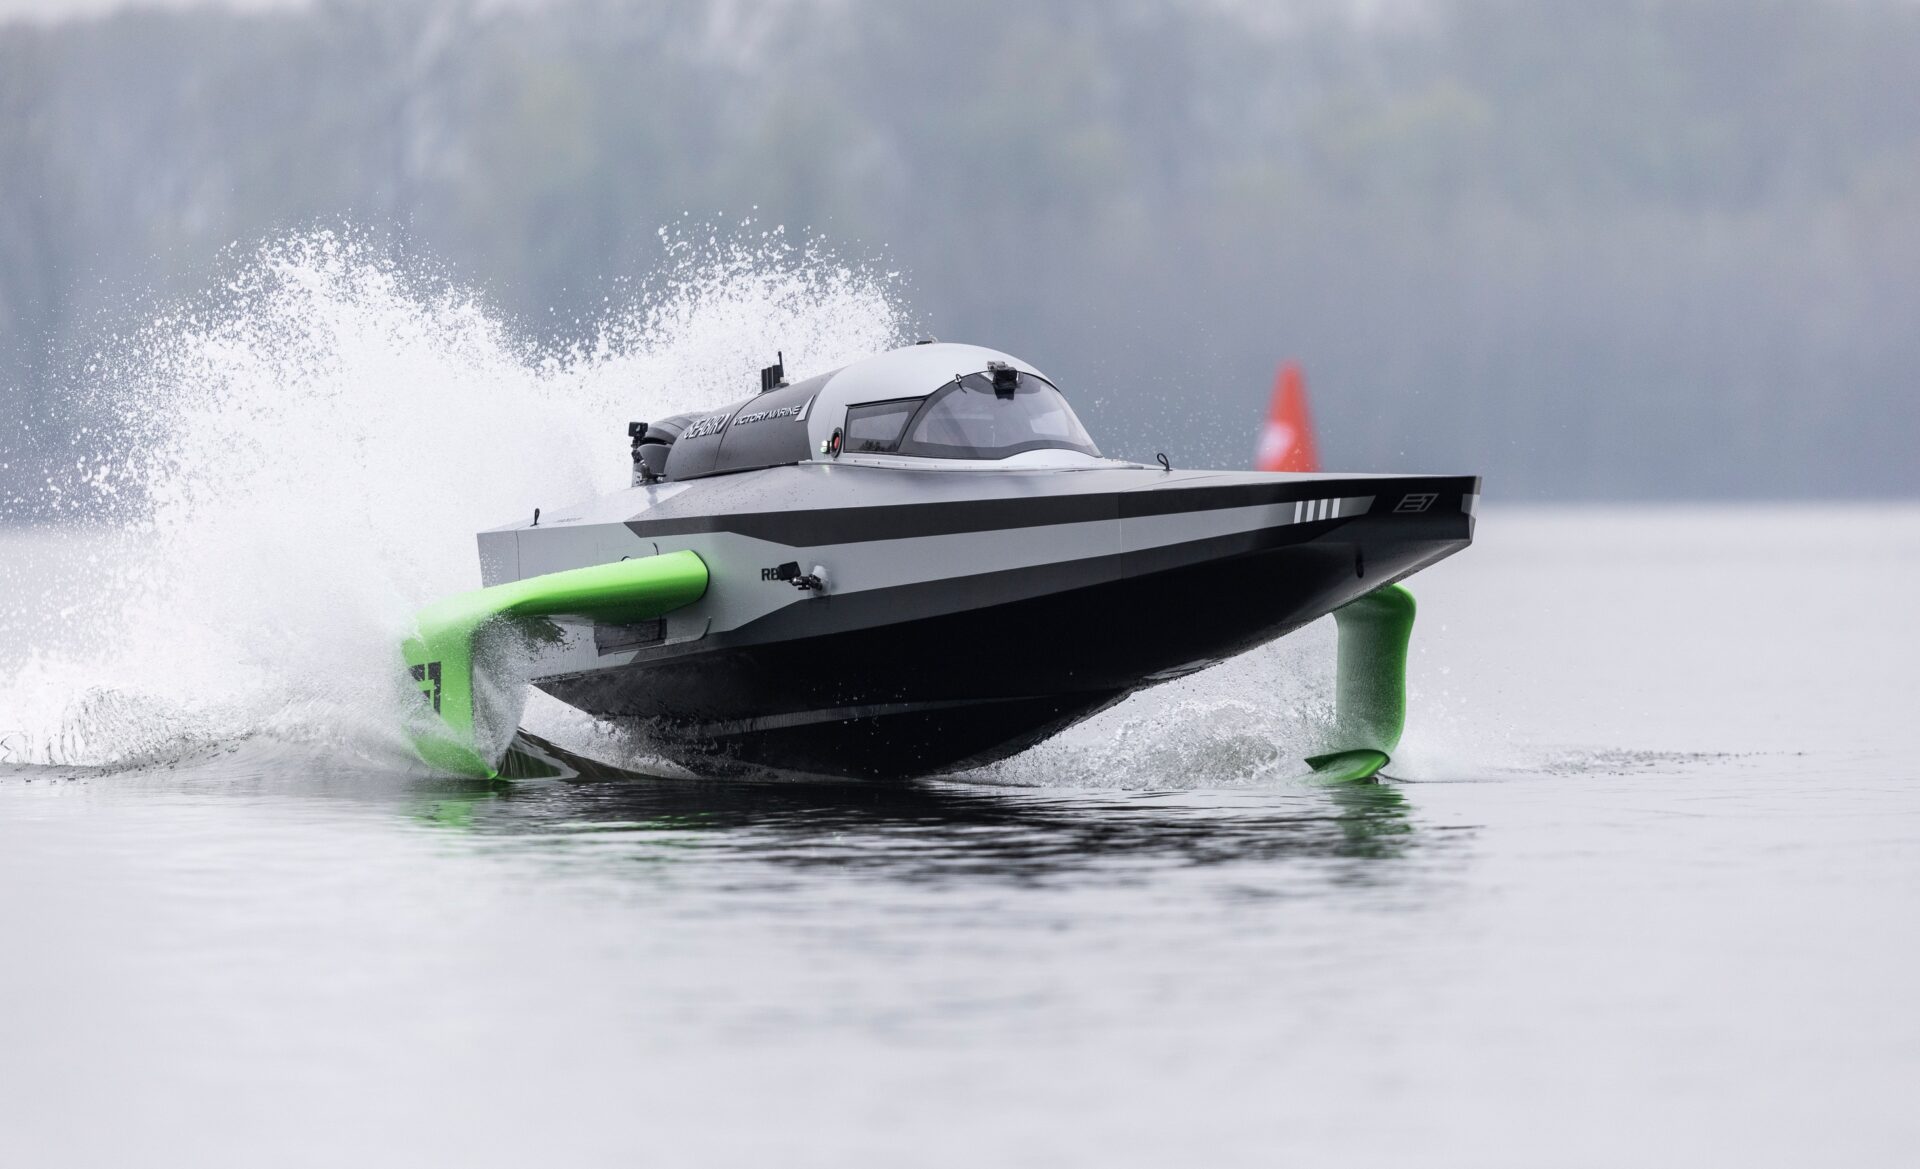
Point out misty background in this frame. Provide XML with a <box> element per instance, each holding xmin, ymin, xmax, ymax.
<box><xmin>3</xmin><ymin>0</ymin><xmax>1917</xmax><ymax>508</ymax></box>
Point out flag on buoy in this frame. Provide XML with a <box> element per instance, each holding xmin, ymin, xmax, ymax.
<box><xmin>1254</xmin><ymin>361</ymin><xmax>1319</xmax><ymax>472</ymax></box>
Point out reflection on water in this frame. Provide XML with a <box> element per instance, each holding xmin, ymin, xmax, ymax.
<box><xmin>408</xmin><ymin>771</ymin><xmax>1423</xmax><ymax>886</ymax></box>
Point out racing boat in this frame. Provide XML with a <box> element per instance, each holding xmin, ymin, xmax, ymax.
<box><xmin>403</xmin><ymin>342</ymin><xmax>1477</xmax><ymax>782</ymax></box>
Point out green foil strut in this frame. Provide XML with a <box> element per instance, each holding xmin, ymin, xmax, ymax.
<box><xmin>1305</xmin><ymin>583</ymin><xmax>1416</xmax><ymax>783</ymax></box>
<box><xmin>401</xmin><ymin>550</ymin><xmax>709</xmax><ymax>778</ymax></box>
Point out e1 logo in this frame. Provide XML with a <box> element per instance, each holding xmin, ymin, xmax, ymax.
<box><xmin>1394</xmin><ymin>493</ymin><xmax>1438</xmax><ymax>514</ymax></box>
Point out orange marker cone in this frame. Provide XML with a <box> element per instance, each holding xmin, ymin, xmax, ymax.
<box><xmin>1254</xmin><ymin>361</ymin><xmax>1320</xmax><ymax>472</ymax></box>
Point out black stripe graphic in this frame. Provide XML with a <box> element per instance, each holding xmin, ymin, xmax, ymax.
<box><xmin>625</xmin><ymin>475</ymin><xmax>1478</xmax><ymax>547</ymax></box>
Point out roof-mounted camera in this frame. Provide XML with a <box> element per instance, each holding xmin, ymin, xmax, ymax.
<box><xmin>986</xmin><ymin>360</ymin><xmax>1019</xmax><ymax>398</ymax></box>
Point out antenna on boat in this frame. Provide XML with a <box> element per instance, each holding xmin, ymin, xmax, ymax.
<box><xmin>760</xmin><ymin>351</ymin><xmax>788</xmax><ymax>393</ymax></box>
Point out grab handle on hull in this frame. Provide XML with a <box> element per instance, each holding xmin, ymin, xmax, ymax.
<box><xmin>1305</xmin><ymin>583</ymin><xmax>1415</xmax><ymax>783</ymax></box>
<box><xmin>401</xmin><ymin>550</ymin><xmax>709</xmax><ymax>779</ymax></box>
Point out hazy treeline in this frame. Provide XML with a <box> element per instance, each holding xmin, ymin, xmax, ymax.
<box><xmin>3</xmin><ymin>0</ymin><xmax>1918</xmax><ymax>503</ymax></box>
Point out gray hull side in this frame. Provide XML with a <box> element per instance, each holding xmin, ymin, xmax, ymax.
<box><xmin>482</xmin><ymin>468</ymin><xmax>1453</xmax><ymax>649</ymax></box>
<box><xmin>476</xmin><ymin>466</ymin><xmax>1474</xmax><ymax>731</ymax></box>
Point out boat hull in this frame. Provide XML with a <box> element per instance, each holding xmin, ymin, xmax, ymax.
<box><xmin>506</xmin><ymin>467</ymin><xmax>1476</xmax><ymax>778</ymax></box>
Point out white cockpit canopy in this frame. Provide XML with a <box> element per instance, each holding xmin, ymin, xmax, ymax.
<box><xmin>660</xmin><ymin>342</ymin><xmax>1101</xmax><ymax>481</ymax></box>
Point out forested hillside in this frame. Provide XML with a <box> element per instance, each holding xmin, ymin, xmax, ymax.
<box><xmin>4</xmin><ymin>0</ymin><xmax>1917</xmax><ymax>503</ymax></box>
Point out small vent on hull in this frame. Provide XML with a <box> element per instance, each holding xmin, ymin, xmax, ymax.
<box><xmin>594</xmin><ymin>619</ymin><xmax>667</xmax><ymax>656</ymax></box>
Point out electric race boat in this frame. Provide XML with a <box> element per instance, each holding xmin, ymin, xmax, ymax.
<box><xmin>403</xmin><ymin>342</ymin><xmax>1477</xmax><ymax>782</ymax></box>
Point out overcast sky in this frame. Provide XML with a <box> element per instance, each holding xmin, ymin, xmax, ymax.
<box><xmin>0</xmin><ymin>0</ymin><xmax>1419</xmax><ymax>30</ymax></box>
<box><xmin>0</xmin><ymin>0</ymin><xmax>302</xmax><ymax>23</ymax></box>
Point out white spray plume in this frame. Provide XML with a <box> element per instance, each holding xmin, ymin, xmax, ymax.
<box><xmin>0</xmin><ymin>224</ymin><xmax>909</xmax><ymax>767</ymax></box>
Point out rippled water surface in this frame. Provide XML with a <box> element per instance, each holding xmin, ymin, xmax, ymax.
<box><xmin>3</xmin><ymin>505</ymin><xmax>1916</xmax><ymax>1168</ymax></box>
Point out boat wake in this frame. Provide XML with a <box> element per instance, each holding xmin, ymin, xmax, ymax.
<box><xmin>0</xmin><ymin>225</ymin><xmax>909</xmax><ymax>773</ymax></box>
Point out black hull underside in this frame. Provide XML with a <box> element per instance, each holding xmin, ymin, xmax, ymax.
<box><xmin>537</xmin><ymin>510</ymin><xmax>1469</xmax><ymax>779</ymax></box>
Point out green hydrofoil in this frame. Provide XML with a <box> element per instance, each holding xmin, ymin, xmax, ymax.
<box><xmin>402</xmin><ymin>550</ymin><xmax>708</xmax><ymax>779</ymax></box>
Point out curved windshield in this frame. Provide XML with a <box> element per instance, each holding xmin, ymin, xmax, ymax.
<box><xmin>895</xmin><ymin>371</ymin><xmax>1099</xmax><ymax>460</ymax></box>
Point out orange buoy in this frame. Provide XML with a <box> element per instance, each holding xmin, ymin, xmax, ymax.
<box><xmin>1254</xmin><ymin>361</ymin><xmax>1320</xmax><ymax>472</ymax></box>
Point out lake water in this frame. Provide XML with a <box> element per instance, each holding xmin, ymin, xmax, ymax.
<box><xmin>2</xmin><ymin>505</ymin><xmax>1916</xmax><ymax>1168</ymax></box>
